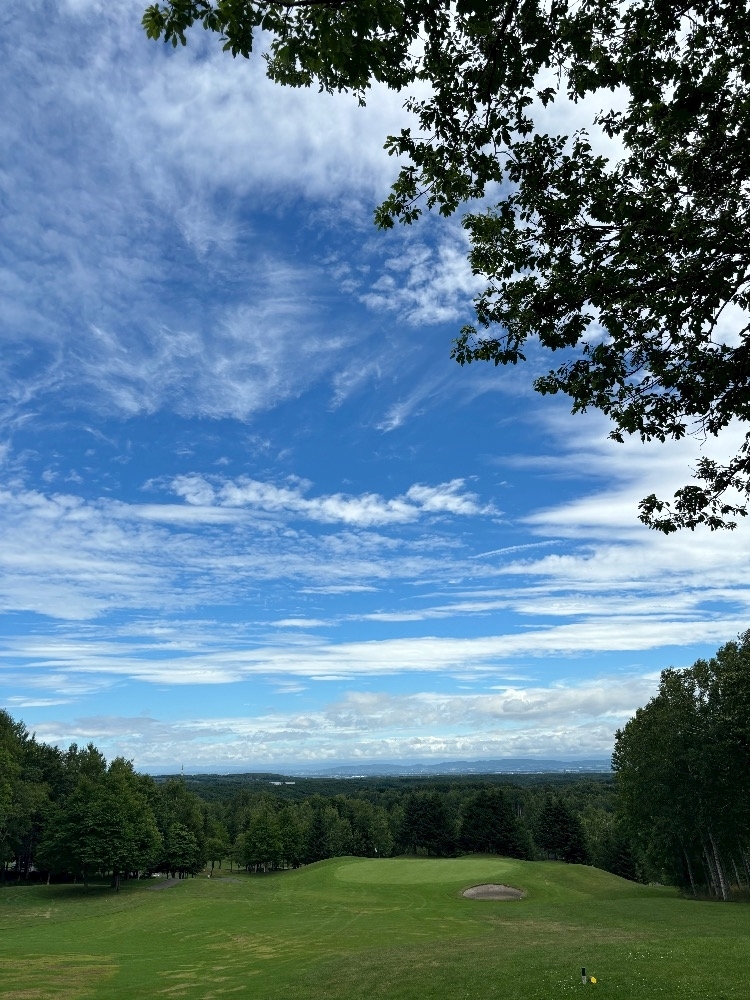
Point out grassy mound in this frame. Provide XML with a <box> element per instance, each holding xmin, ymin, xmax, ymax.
<box><xmin>1</xmin><ymin>857</ymin><xmax>746</xmax><ymax>999</ymax></box>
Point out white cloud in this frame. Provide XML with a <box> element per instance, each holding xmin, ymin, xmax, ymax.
<box><xmin>405</xmin><ymin>480</ymin><xmax>493</xmax><ymax>516</ymax></box>
<box><xmin>0</xmin><ymin>617</ymin><xmax>741</xmax><ymax>694</ymax></box>
<box><xmin>169</xmin><ymin>474</ymin><xmax>493</xmax><ymax>527</ymax></box>
<box><xmin>218</xmin><ymin>477</ymin><xmax>417</xmax><ymax>526</ymax></box>
<box><xmin>0</xmin><ymin>474</ymin><xmax>499</xmax><ymax>620</ymax></box>
<box><xmin>324</xmin><ymin>681</ymin><xmax>653</xmax><ymax>730</ymax></box>
<box><xmin>124</xmin><ymin>14</ymin><xmax>414</xmax><ymax>208</ymax></box>
<box><xmin>375</xmin><ymin>373</ymin><xmax>450</xmax><ymax>432</ymax></box>
<box><xmin>360</xmin><ymin>230</ymin><xmax>484</xmax><ymax>326</ymax></box>
<box><xmin>272</xmin><ymin>619</ymin><xmax>329</xmax><ymax>629</ymax></box>
<box><xmin>1</xmin><ymin>426</ymin><xmax>749</xmax><ymax>655</ymax></box>
<box><xmin>0</xmin><ymin>248</ymin><xmax>349</xmax><ymax>422</ymax></box>
<box><xmin>0</xmin><ymin>1</ymin><xmax>421</xmax><ymax>425</ymax></box>
<box><xmin>508</xmin><ymin>415</ymin><xmax>750</xmax><ymax>592</ymax></box>
<box><xmin>22</xmin><ymin>675</ymin><xmax>650</xmax><ymax>767</ymax></box>
<box><xmin>0</xmin><ymin>488</ymin><xmax>174</xmax><ymax>619</ymax></box>
<box><xmin>0</xmin><ymin>1</ymin><xmax>519</xmax><ymax>437</ymax></box>
<box><xmin>4</xmin><ymin>696</ymin><xmax>73</xmax><ymax>709</ymax></box>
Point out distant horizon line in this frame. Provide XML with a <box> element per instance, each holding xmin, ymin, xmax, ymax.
<box><xmin>144</xmin><ymin>755</ymin><xmax>613</xmax><ymax>777</ymax></box>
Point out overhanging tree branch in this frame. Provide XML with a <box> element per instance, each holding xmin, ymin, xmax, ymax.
<box><xmin>142</xmin><ymin>0</ymin><xmax>750</xmax><ymax>531</ymax></box>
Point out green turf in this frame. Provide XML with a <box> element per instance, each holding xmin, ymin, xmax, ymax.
<box><xmin>1</xmin><ymin>858</ymin><xmax>747</xmax><ymax>999</ymax></box>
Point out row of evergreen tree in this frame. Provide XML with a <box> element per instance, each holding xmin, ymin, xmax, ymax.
<box><xmin>613</xmin><ymin>632</ymin><xmax>750</xmax><ymax>900</ymax></box>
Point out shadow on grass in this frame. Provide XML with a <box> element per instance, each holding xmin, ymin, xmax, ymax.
<box><xmin>1</xmin><ymin>878</ymin><xmax>166</xmax><ymax>901</ymax></box>
<box><xmin>680</xmin><ymin>887</ymin><xmax>750</xmax><ymax>904</ymax></box>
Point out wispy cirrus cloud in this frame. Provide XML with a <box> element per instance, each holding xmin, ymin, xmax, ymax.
<box><xmin>0</xmin><ymin>475</ymin><xmax>498</xmax><ymax>620</ymax></box>
<box><xmin>0</xmin><ymin>0</ymin><xmax>419</xmax><ymax>427</ymax></box>
<box><xmin>506</xmin><ymin>416</ymin><xmax>750</xmax><ymax>593</ymax></box>
<box><xmin>1</xmin><ymin>0</ymin><xmax>500</xmax><ymax>443</ymax></box>
<box><xmin>272</xmin><ymin>619</ymin><xmax>329</xmax><ymax>629</ymax></box>
<box><xmin>0</xmin><ymin>616</ymin><xmax>741</xmax><ymax>692</ymax></box>
<box><xmin>359</xmin><ymin>231</ymin><xmax>484</xmax><ymax>326</ymax></box>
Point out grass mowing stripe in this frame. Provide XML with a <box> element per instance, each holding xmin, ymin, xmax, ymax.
<box><xmin>2</xmin><ymin>858</ymin><xmax>747</xmax><ymax>999</ymax></box>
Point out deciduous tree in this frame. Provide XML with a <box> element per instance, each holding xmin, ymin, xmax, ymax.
<box><xmin>163</xmin><ymin>823</ymin><xmax>200</xmax><ymax>878</ymax></box>
<box><xmin>37</xmin><ymin>757</ymin><xmax>161</xmax><ymax>888</ymax></box>
<box><xmin>614</xmin><ymin>633</ymin><xmax>750</xmax><ymax>898</ymax></box>
<box><xmin>244</xmin><ymin>807</ymin><xmax>282</xmax><ymax>871</ymax></box>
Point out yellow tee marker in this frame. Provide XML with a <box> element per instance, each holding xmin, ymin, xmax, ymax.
<box><xmin>590</xmin><ymin>977</ymin><xmax>597</xmax><ymax>984</ymax></box>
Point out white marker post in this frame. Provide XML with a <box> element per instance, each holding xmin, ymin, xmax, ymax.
<box><xmin>581</xmin><ymin>968</ymin><xmax>587</xmax><ymax>985</ymax></box>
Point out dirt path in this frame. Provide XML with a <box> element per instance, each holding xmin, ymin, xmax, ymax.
<box><xmin>148</xmin><ymin>878</ymin><xmax>181</xmax><ymax>891</ymax></box>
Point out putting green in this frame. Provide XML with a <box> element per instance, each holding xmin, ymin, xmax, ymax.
<box><xmin>335</xmin><ymin>856</ymin><xmax>517</xmax><ymax>884</ymax></box>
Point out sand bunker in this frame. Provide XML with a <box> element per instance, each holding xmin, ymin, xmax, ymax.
<box><xmin>462</xmin><ymin>883</ymin><xmax>524</xmax><ymax>900</ymax></box>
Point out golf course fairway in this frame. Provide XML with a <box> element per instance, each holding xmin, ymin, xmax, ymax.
<box><xmin>1</xmin><ymin>856</ymin><xmax>746</xmax><ymax>999</ymax></box>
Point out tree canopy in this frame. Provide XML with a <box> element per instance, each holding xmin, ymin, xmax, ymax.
<box><xmin>459</xmin><ymin>787</ymin><xmax>530</xmax><ymax>858</ymax></box>
<box><xmin>613</xmin><ymin>632</ymin><xmax>750</xmax><ymax>899</ymax></box>
<box><xmin>534</xmin><ymin>794</ymin><xmax>589</xmax><ymax>863</ymax></box>
<box><xmin>142</xmin><ymin>1</ymin><xmax>750</xmax><ymax>532</ymax></box>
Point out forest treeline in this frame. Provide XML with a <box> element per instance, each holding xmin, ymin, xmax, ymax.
<box><xmin>613</xmin><ymin>631</ymin><xmax>750</xmax><ymax>900</ymax></box>
<box><xmin>0</xmin><ymin>713</ymin><xmax>622</xmax><ymax>886</ymax></box>
<box><xmin>2</xmin><ymin>634</ymin><xmax>748</xmax><ymax>896</ymax></box>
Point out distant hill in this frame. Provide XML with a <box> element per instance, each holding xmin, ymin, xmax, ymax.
<box><xmin>290</xmin><ymin>758</ymin><xmax>611</xmax><ymax>778</ymax></box>
<box><xmin>153</xmin><ymin>757</ymin><xmax>611</xmax><ymax>779</ymax></box>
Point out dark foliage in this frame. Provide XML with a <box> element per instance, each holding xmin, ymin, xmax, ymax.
<box><xmin>614</xmin><ymin>632</ymin><xmax>750</xmax><ymax>898</ymax></box>
<box><xmin>534</xmin><ymin>795</ymin><xmax>589</xmax><ymax>864</ymax></box>
<box><xmin>459</xmin><ymin>788</ymin><xmax>529</xmax><ymax>858</ymax></box>
<box><xmin>400</xmin><ymin>791</ymin><xmax>456</xmax><ymax>856</ymax></box>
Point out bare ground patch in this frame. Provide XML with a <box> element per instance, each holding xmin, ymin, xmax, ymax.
<box><xmin>0</xmin><ymin>955</ymin><xmax>116</xmax><ymax>1000</ymax></box>
<box><xmin>148</xmin><ymin>878</ymin><xmax>181</xmax><ymax>891</ymax></box>
<box><xmin>462</xmin><ymin>884</ymin><xmax>524</xmax><ymax>901</ymax></box>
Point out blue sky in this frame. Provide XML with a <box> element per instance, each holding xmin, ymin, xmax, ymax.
<box><xmin>1</xmin><ymin>0</ymin><xmax>748</xmax><ymax>770</ymax></box>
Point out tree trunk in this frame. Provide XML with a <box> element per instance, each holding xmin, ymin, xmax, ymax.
<box><xmin>683</xmin><ymin>849</ymin><xmax>697</xmax><ymax>897</ymax></box>
<box><xmin>702</xmin><ymin>844</ymin><xmax>717</xmax><ymax>896</ymax></box>
<box><xmin>708</xmin><ymin>830</ymin><xmax>729</xmax><ymax>901</ymax></box>
<box><xmin>732</xmin><ymin>855</ymin><xmax>742</xmax><ymax>889</ymax></box>
<box><xmin>739</xmin><ymin>842</ymin><xmax>750</xmax><ymax>888</ymax></box>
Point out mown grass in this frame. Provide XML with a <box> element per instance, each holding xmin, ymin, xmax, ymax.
<box><xmin>2</xmin><ymin>857</ymin><xmax>747</xmax><ymax>1000</ymax></box>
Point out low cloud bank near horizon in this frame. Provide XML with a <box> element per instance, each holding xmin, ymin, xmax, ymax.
<box><xmin>24</xmin><ymin>675</ymin><xmax>648</xmax><ymax>769</ymax></box>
